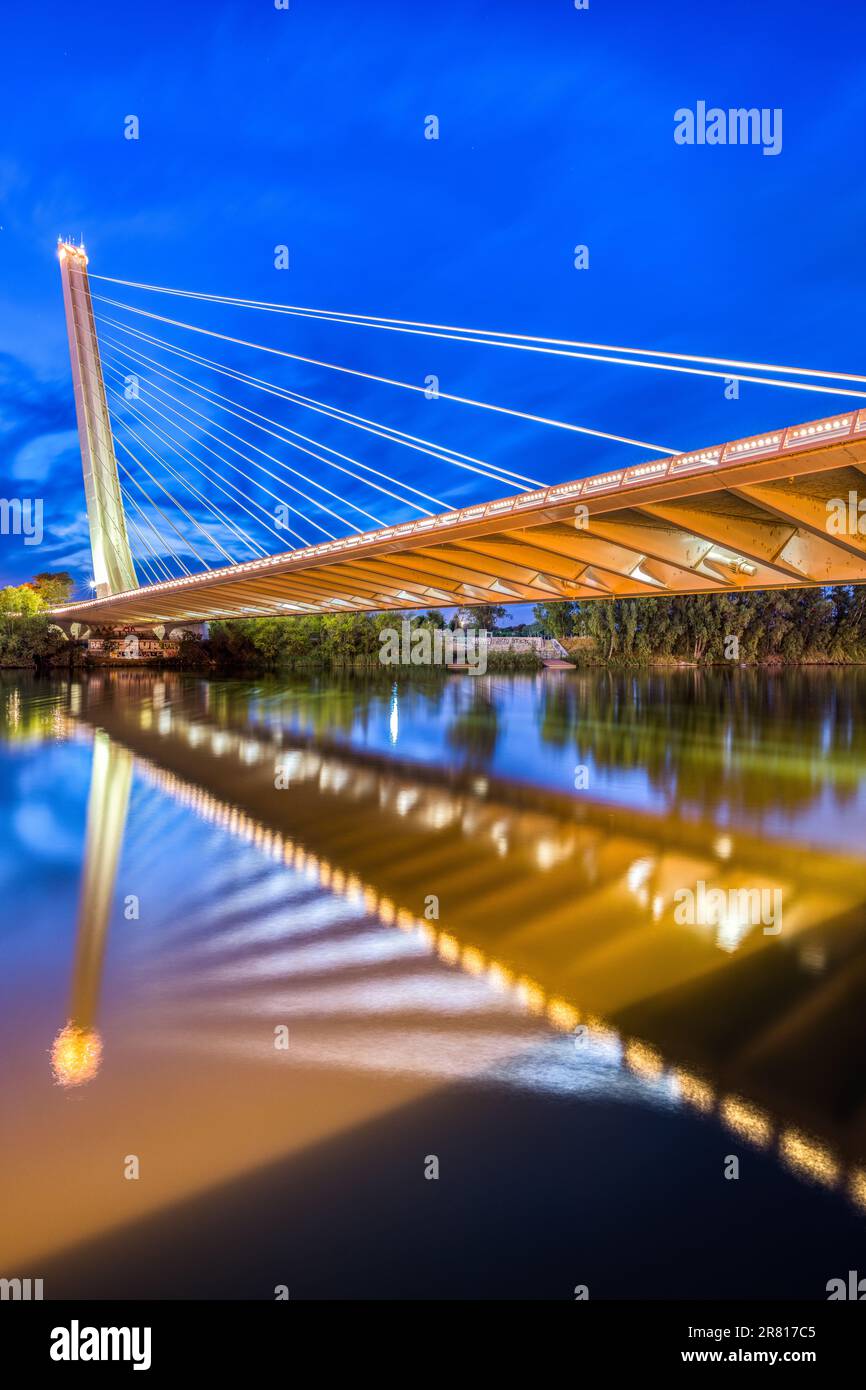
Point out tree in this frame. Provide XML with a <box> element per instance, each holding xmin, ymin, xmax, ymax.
<box><xmin>0</xmin><ymin>585</ymin><xmax>44</xmax><ymax>616</ymax></box>
<box><xmin>460</xmin><ymin>603</ymin><xmax>507</xmax><ymax>630</ymax></box>
<box><xmin>532</xmin><ymin>601</ymin><xmax>576</xmax><ymax>639</ymax></box>
<box><xmin>580</xmin><ymin>599</ymin><xmax>619</xmax><ymax>660</ymax></box>
<box><xmin>33</xmin><ymin>572</ymin><xmax>74</xmax><ymax>606</ymax></box>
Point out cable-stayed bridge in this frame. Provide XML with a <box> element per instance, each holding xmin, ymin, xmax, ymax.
<box><xmin>50</xmin><ymin>240</ymin><xmax>866</xmax><ymax>628</ymax></box>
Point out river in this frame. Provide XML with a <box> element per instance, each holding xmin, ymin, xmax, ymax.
<box><xmin>1</xmin><ymin>666</ymin><xmax>865</xmax><ymax>1298</ymax></box>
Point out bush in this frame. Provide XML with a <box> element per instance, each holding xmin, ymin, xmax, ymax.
<box><xmin>0</xmin><ymin>615</ymin><xmax>66</xmax><ymax>667</ymax></box>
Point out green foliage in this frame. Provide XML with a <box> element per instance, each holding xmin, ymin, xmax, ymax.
<box><xmin>0</xmin><ymin>613</ymin><xmax>65</xmax><ymax>666</ymax></box>
<box><xmin>0</xmin><ymin>584</ymin><xmax>44</xmax><ymax>616</ymax></box>
<box><xmin>485</xmin><ymin>649</ymin><xmax>543</xmax><ymax>672</ymax></box>
<box><xmin>531</xmin><ymin>601</ymin><xmax>577</xmax><ymax>639</ymax></box>
<box><xmin>458</xmin><ymin>603</ymin><xmax>507</xmax><ymax>630</ymax></box>
<box><xmin>0</xmin><ymin>580</ymin><xmax>68</xmax><ymax>665</ymax></box>
<box><xmin>202</xmin><ymin>589</ymin><xmax>866</xmax><ymax>672</ymax></box>
<box><xmin>207</xmin><ymin>611</ymin><xmax>412</xmax><ymax>670</ymax></box>
<box><xmin>556</xmin><ymin>588</ymin><xmax>866</xmax><ymax>664</ymax></box>
<box><xmin>32</xmin><ymin>571</ymin><xmax>74</xmax><ymax>606</ymax></box>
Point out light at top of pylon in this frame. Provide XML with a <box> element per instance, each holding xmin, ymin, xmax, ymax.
<box><xmin>57</xmin><ymin>238</ymin><xmax>88</xmax><ymax>264</ymax></box>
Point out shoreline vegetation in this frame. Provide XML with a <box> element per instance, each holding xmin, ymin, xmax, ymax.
<box><xmin>3</xmin><ymin>583</ymin><xmax>866</xmax><ymax>672</ymax></box>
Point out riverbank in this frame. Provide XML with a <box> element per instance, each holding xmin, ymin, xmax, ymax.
<box><xmin>6</xmin><ymin>605</ymin><xmax>866</xmax><ymax>675</ymax></box>
<box><xmin>563</xmin><ymin>649</ymin><xmax>866</xmax><ymax>669</ymax></box>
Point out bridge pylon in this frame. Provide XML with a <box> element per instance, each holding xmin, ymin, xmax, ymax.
<box><xmin>58</xmin><ymin>240</ymin><xmax>137</xmax><ymax>597</ymax></box>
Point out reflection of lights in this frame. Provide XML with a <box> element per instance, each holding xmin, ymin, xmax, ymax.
<box><xmin>720</xmin><ymin>1096</ymin><xmax>772</xmax><ymax>1147</ymax></box>
<box><xmin>583</xmin><ymin>1015</ymin><xmax>621</xmax><ymax>1048</ymax></box>
<box><xmin>157</xmin><ymin>708</ymin><xmax>172</xmax><ymax>736</ymax></box>
<box><xmin>416</xmin><ymin>920</ymin><xmax>437</xmax><ymax>946</ymax></box>
<box><xmin>547</xmin><ymin>997</ymin><xmax>580</xmax><ymax>1032</ymax></box>
<box><xmin>714</xmin><ymin>835</ymin><xmax>733</xmax><ymax>860</ymax></box>
<box><xmin>626</xmin><ymin>857</ymin><xmax>654</xmax><ymax>895</ymax></box>
<box><xmin>671</xmin><ymin>1068</ymin><xmax>714</xmax><ymax>1113</ymax></box>
<box><xmin>7</xmin><ymin>690</ymin><xmax>21</xmax><ymax>731</ymax></box>
<box><xmin>850</xmin><ymin>1170</ymin><xmax>866</xmax><ymax>1212</ymax></box>
<box><xmin>388</xmin><ymin>686</ymin><xmax>399</xmax><ymax>745</ymax></box>
<box><xmin>515</xmin><ymin>977</ymin><xmax>546</xmax><ymax>1014</ymax></box>
<box><xmin>275</xmin><ymin>750</ymin><xmax>303</xmax><ymax>783</ymax></box>
<box><xmin>437</xmin><ymin>933</ymin><xmax>460</xmax><ymax>964</ymax></box>
<box><xmin>472</xmin><ymin>777</ymin><xmax>488</xmax><ymax>797</ymax></box>
<box><xmin>624</xmin><ymin>1040</ymin><xmax>664</xmax><ymax>1079</ymax></box>
<box><xmin>490</xmin><ymin>820</ymin><xmax>509</xmax><ymax>857</ymax></box>
<box><xmin>395</xmin><ymin>789</ymin><xmax>418</xmax><ymax>817</ymax></box>
<box><xmin>462</xmin><ymin>946</ymin><xmax>485</xmax><ymax>975</ymax></box>
<box><xmin>779</xmin><ymin>1129</ymin><xmax>838</xmax><ymax>1187</ymax></box>
<box><xmin>51</xmin><ymin>1023</ymin><xmax>103</xmax><ymax>1087</ymax></box>
<box><xmin>651</xmin><ymin>894</ymin><xmax>664</xmax><ymax>921</ymax></box>
<box><xmin>488</xmin><ymin>962</ymin><xmax>514</xmax><ymax>992</ymax></box>
<box><xmin>424</xmin><ymin>801</ymin><xmax>455</xmax><ymax>831</ymax></box>
<box><xmin>715</xmin><ymin>902</ymin><xmax>753</xmax><ymax>955</ymax></box>
<box><xmin>535</xmin><ymin>837</ymin><xmax>572</xmax><ymax>871</ymax></box>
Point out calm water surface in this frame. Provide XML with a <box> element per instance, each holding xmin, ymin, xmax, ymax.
<box><xmin>2</xmin><ymin>666</ymin><xmax>866</xmax><ymax>1298</ymax></box>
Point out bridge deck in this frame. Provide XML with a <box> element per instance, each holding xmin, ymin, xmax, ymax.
<box><xmin>51</xmin><ymin>408</ymin><xmax>866</xmax><ymax>626</ymax></box>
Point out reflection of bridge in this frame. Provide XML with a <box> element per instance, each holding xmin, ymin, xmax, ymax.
<box><xmin>49</xmin><ymin>241</ymin><xmax>866</xmax><ymax>627</ymax></box>
<box><xmin>65</xmin><ymin>674</ymin><xmax>866</xmax><ymax>1200</ymax></box>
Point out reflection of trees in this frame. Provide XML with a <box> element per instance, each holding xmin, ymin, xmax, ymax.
<box><xmin>58</xmin><ymin>663</ymin><xmax>866</xmax><ymax>821</ymax></box>
<box><xmin>446</xmin><ymin>679</ymin><xmax>499</xmax><ymax>763</ymax></box>
<box><xmin>209</xmin><ymin>668</ymin><xmax>451</xmax><ymax>742</ymax></box>
<box><xmin>540</xmin><ymin>667</ymin><xmax>866</xmax><ymax>816</ymax></box>
<box><xmin>0</xmin><ymin>673</ymin><xmax>68</xmax><ymax>742</ymax></box>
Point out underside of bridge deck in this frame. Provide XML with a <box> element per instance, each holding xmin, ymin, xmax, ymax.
<box><xmin>51</xmin><ymin>409</ymin><xmax>866</xmax><ymax>626</ymax></box>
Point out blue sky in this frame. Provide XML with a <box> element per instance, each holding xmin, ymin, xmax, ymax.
<box><xmin>2</xmin><ymin>0</ymin><xmax>866</xmax><ymax>603</ymax></box>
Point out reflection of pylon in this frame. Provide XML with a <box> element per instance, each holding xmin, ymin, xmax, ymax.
<box><xmin>58</xmin><ymin>241</ymin><xmax>138</xmax><ymax>598</ymax></box>
<box><xmin>51</xmin><ymin>731</ymin><xmax>134</xmax><ymax>1087</ymax></box>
